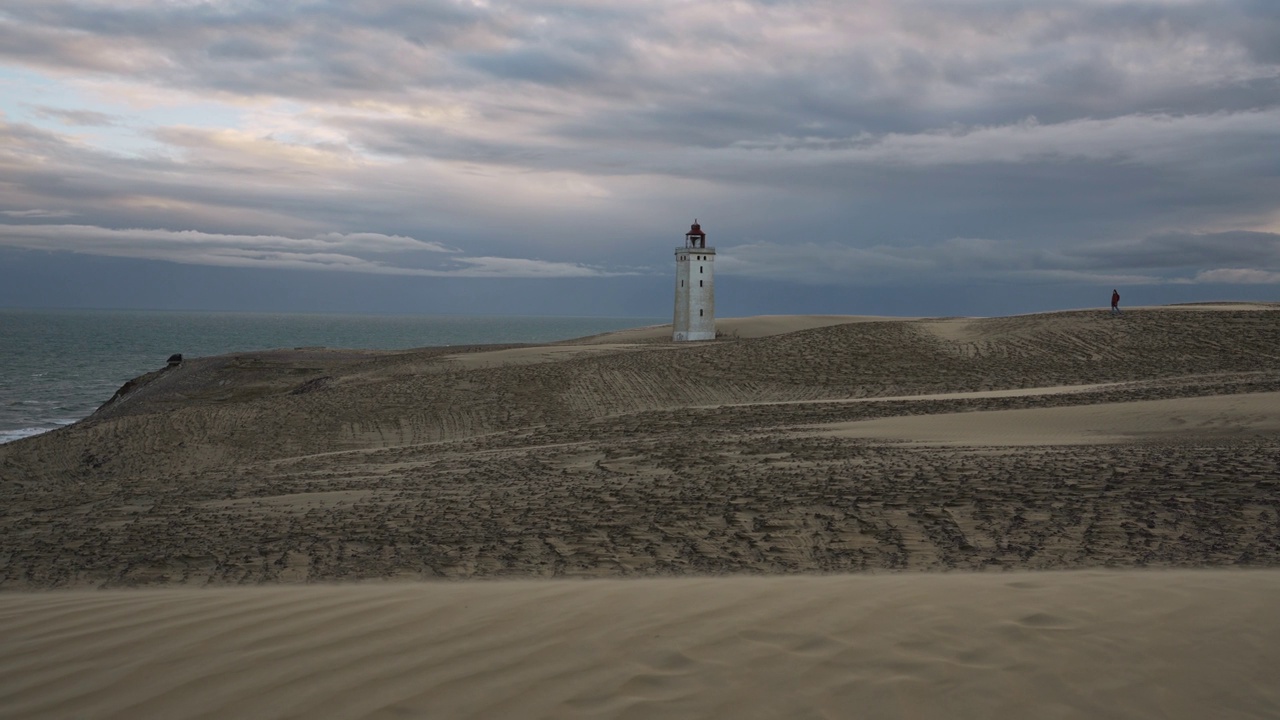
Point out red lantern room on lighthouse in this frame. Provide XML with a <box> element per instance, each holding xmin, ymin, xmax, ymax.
<box><xmin>672</xmin><ymin>219</ymin><xmax>716</xmax><ymax>341</ymax></box>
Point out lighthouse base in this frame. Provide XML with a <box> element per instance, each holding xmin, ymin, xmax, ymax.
<box><xmin>673</xmin><ymin>330</ymin><xmax>716</xmax><ymax>342</ymax></box>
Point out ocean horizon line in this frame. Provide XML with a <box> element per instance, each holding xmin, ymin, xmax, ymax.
<box><xmin>0</xmin><ymin>306</ymin><xmax>668</xmax><ymax>321</ymax></box>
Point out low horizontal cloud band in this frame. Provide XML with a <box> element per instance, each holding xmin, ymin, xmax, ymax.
<box><xmin>718</xmin><ymin>231</ymin><xmax>1280</xmax><ymax>286</ymax></box>
<box><xmin>0</xmin><ymin>224</ymin><xmax>626</xmax><ymax>278</ymax></box>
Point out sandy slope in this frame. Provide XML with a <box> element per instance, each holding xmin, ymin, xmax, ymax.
<box><xmin>2</xmin><ymin>304</ymin><xmax>1279</xmax><ymax>719</ymax></box>
<box><xmin>814</xmin><ymin>391</ymin><xmax>1280</xmax><ymax>445</ymax></box>
<box><xmin>2</xmin><ymin>570</ymin><xmax>1278</xmax><ymax>720</ymax></box>
<box><xmin>1</xmin><ymin>304</ymin><xmax>1279</xmax><ymax>587</ymax></box>
<box><xmin>577</xmin><ymin>314</ymin><xmax>913</xmax><ymax>343</ymax></box>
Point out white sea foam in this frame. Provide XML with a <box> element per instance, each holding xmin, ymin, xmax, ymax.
<box><xmin>0</xmin><ymin>426</ymin><xmax>52</xmax><ymax>444</ymax></box>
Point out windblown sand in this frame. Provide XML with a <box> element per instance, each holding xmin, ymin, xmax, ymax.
<box><xmin>2</xmin><ymin>304</ymin><xmax>1279</xmax><ymax>718</ymax></box>
<box><xmin>3</xmin><ymin>571</ymin><xmax>1279</xmax><ymax>720</ymax></box>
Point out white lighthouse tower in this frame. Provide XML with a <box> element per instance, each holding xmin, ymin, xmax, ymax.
<box><xmin>673</xmin><ymin>220</ymin><xmax>715</xmax><ymax>341</ymax></box>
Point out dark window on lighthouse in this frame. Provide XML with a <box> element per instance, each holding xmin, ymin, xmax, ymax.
<box><xmin>699</xmin><ymin>309</ymin><xmax>704</xmax><ymax>316</ymax></box>
<box><xmin>699</xmin><ymin>266</ymin><xmax>703</xmax><ymax>274</ymax></box>
<box><xmin>699</xmin><ymin>280</ymin><xmax>703</xmax><ymax>287</ymax></box>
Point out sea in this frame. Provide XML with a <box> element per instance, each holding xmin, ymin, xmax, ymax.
<box><xmin>0</xmin><ymin>309</ymin><xmax>663</xmax><ymax>445</ymax></box>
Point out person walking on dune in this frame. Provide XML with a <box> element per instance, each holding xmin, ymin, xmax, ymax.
<box><xmin>1111</xmin><ymin>289</ymin><xmax>1122</xmax><ymax>315</ymax></box>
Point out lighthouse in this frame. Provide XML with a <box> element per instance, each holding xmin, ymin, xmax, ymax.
<box><xmin>673</xmin><ymin>220</ymin><xmax>715</xmax><ymax>341</ymax></box>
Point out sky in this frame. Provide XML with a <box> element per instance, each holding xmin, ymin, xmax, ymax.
<box><xmin>1</xmin><ymin>0</ymin><xmax>1278</xmax><ymax>317</ymax></box>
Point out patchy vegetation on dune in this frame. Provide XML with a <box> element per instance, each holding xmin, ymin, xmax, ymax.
<box><xmin>1</xmin><ymin>308</ymin><xmax>1278</xmax><ymax>588</ymax></box>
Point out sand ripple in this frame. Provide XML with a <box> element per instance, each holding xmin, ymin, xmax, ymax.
<box><xmin>3</xmin><ymin>571</ymin><xmax>1279</xmax><ymax>719</ymax></box>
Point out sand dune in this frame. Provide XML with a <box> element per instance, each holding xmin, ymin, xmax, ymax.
<box><xmin>2</xmin><ymin>305</ymin><xmax>1280</xmax><ymax>718</ymax></box>
<box><xmin>1</xmin><ymin>306</ymin><xmax>1279</xmax><ymax>587</ymax></box>
<box><xmin>2</xmin><ymin>571</ymin><xmax>1278</xmax><ymax>720</ymax></box>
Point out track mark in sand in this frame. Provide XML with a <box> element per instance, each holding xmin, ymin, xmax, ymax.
<box><xmin>807</xmin><ymin>391</ymin><xmax>1280</xmax><ymax>447</ymax></box>
<box><xmin>739</xmin><ymin>630</ymin><xmax>848</xmax><ymax>657</ymax></box>
<box><xmin>692</xmin><ymin>380</ymin><xmax>1128</xmax><ymax>411</ymax></box>
<box><xmin>265</xmin><ymin>433</ymin><xmax>595</xmax><ymax>467</ymax></box>
<box><xmin>1004</xmin><ymin>580</ymin><xmax>1044</xmax><ymax>590</ymax></box>
<box><xmin>1016</xmin><ymin>612</ymin><xmax>1075</xmax><ymax>630</ymax></box>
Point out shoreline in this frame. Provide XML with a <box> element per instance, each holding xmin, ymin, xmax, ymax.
<box><xmin>0</xmin><ymin>312</ymin><xmax>668</xmax><ymax>445</ymax></box>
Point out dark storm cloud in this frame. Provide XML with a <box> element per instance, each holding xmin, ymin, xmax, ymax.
<box><xmin>0</xmin><ymin>0</ymin><xmax>650</xmax><ymax>102</ymax></box>
<box><xmin>5</xmin><ymin>2</ymin><xmax>1260</xmax><ymax>106</ymax></box>
<box><xmin>331</xmin><ymin>115</ymin><xmax>543</xmax><ymax>165</ymax></box>
<box><xmin>0</xmin><ymin>0</ymin><xmax>1278</xmax><ymax>303</ymax></box>
<box><xmin>3</xmin><ymin>1</ymin><xmax>1277</xmax><ymax>133</ymax></box>
<box><xmin>720</xmin><ymin>230</ymin><xmax>1280</xmax><ymax>287</ymax></box>
<box><xmin>0</xmin><ymin>1</ymin><xmax>485</xmax><ymax>98</ymax></box>
<box><xmin>1082</xmin><ymin>232</ymin><xmax>1280</xmax><ymax>270</ymax></box>
<box><xmin>463</xmin><ymin>47</ymin><xmax>600</xmax><ymax>86</ymax></box>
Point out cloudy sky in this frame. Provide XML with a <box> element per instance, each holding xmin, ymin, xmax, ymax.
<box><xmin>1</xmin><ymin>0</ymin><xmax>1278</xmax><ymax>317</ymax></box>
